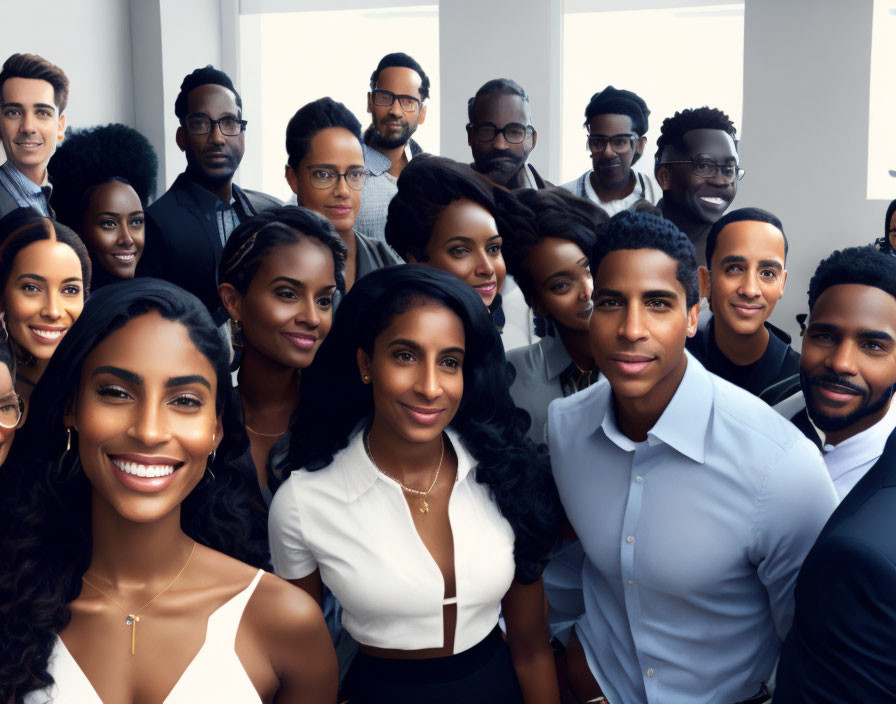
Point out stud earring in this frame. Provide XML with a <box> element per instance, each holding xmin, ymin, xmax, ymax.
<box><xmin>362</xmin><ymin>374</ymin><xmax>370</xmax><ymax>383</ymax></box>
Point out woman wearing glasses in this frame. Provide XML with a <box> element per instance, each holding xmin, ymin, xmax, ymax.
<box><xmin>269</xmin><ymin>265</ymin><xmax>562</xmax><ymax>704</ymax></box>
<box><xmin>285</xmin><ymin>98</ymin><xmax>401</xmax><ymax>292</ymax></box>
<box><xmin>0</xmin><ymin>209</ymin><xmax>91</xmax><ymax>408</ymax></box>
<box><xmin>1</xmin><ymin>280</ymin><xmax>337</xmax><ymax>703</ymax></box>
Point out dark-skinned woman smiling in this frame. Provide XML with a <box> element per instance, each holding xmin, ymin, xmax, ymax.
<box><xmin>269</xmin><ymin>265</ymin><xmax>562</xmax><ymax>704</ymax></box>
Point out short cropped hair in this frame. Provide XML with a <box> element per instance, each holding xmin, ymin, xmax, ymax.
<box><xmin>385</xmin><ymin>155</ymin><xmax>510</xmax><ymax>262</ymax></box>
<box><xmin>591</xmin><ymin>210</ymin><xmax>699</xmax><ymax>307</ymax></box>
<box><xmin>705</xmin><ymin>207</ymin><xmax>788</xmax><ymax>267</ymax></box>
<box><xmin>467</xmin><ymin>78</ymin><xmax>529</xmax><ymax>122</ymax></box>
<box><xmin>174</xmin><ymin>65</ymin><xmax>241</xmax><ymax>121</ymax></box>
<box><xmin>370</xmin><ymin>52</ymin><xmax>430</xmax><ymax>101</ymax></box>
<box><xmin>285</xmin><ymin>97</ymin><xmax>361</xmax><ymax>168</ymax></box>
<box><xmin>808</xmin><ymin>245</ymin><xmax>896</xmax><ymax>312</ymax></box>
<box><xmin>502</xmin><ymin>187</ymin><xmax>608</xmax><ymax>304</ymax></box>
<box><xmin>584</xmin><ymin>86</ymin><xmax>650</xmax><ymax>136</ymax></box>
<box><xmin>655</xmin><ymin>106</ymin><xmax>737</xmax><ymax>163</ymax></box>
<box><xmin>0</xmin><ymin>53</ymin><xmax>69</xmax><ymax>113</ymax></box>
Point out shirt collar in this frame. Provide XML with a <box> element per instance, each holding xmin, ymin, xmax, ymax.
<box><xmin>362</xmin><ymin>141</ymin><xmax>417</xmax><ymax>177</ymax></box>
<box><xmin>822</xmin><ymin>399</ymin><xmax>896</xmax><ymax>479</ymax></box>
<box><xmin>542</xmin><ymin>331</ymin><xmax>574</xmax><ymax>381</ymax></box>
<box><xmin>599</xmin><ymin>352</ymin><xmax>711</xmax><ymax>463</ymax></box>
<box><xmin>1</xmin><ymin>160</ymin><xmax>47</xmax><ymax>194</ymax></box>
<box><xmin>342</xmin><ymin>424</ymin><xmax>474</xmax><ymax>502</ymax></box>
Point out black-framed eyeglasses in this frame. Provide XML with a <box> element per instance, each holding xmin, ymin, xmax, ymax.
<box><xmin>305</xmin><ymin>166</ymin><xmax>368</xmax><ymax>191</ymax></box>
<box><xmin>371</xmin><ymin>89</ymin><xmax>422</xmax><ymax>113</ymax></box>
<box><xmin>661</xmin><ymin>159</ymin><xmax>746</xmax><ymax>182</ymax></box>
<box><xmin>0</xmin><ymin>392</ymin><xmax>24</xmax><ymax>429</ymax></box>
<box><xmin>467</xmin><ymin>122</ymin><xmax>534</xmax><ymax>144</ymax></box>
<box><xmin>587</xmin><ymin>133</ymin><xmax>638</xmax><ymax>154</ymax></box>
<box><xmin>183</xmin><ymin>113</ymin><xmax>248</xmax><ymax>136</ymax></box>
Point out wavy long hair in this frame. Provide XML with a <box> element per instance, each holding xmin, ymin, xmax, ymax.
<box><xmin>0</xmin><ymin>279</ymin><xmax>267</xmax><ymax>703</ymax></box>
<box><xmin>285</xmin><ymin>264</ymin><xmax>560</xmax><ymax>584</ymax></box>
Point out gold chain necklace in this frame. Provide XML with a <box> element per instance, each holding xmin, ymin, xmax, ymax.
<box><xmin>365</xmin><ymin>432</ymin><xmax>444</xmax><ymax>514</ymax></box>
<box><xmin>81</xmin><ymin>541</ymin><xmax>196</xmax><ymax>655</ymax></box>
<box><xmin>245</xmin><ymin>423</ymin><xmax>288</xmax><ymax>437</ymax></box>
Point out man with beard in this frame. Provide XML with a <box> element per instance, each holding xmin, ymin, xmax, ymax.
<box><xmin>775</xmin><ymin>246</ymin><xmax>896</xmax><ymax>501</ymax></box>
<box><xmin>354</xmin><ymin>52</ymin><xmax>428</xmax><ymax>242</ymax></box>
<box><xmin>466</xmin><ymin>78</ymin><xmax>549</xmax><ymax>190</ymax></box>
<box><xmin>654</xmin><ymin>107</ymin><xmax>742</xmax><ymax>266</ymax></box>
<box><xmin>561</xmin><ymin>86</ymin><xmax>658</xmax><ymax>215</ymax></box>
<box><xmin>142</xmin><ymin>65</ymin><xmax>279</xmax><ymax>321</ymax></box>
<box><xmin>774</xmin><ymin>246</ymin><xmax>896</xmax><ymax>702</ymax></box>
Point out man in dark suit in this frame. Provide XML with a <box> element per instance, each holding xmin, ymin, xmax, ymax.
<box><xmin>141</xmin><ymin>65</ymin><xmax>279</xmax><ymax>321</ymax></box>
<box><xmin>775</xmin><ymin>247</ymin><xmax>896</xmax><ymax>702</ymax></box>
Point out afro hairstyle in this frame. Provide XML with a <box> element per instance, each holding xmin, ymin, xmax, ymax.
<box><xmin>808</xmin><ymin>245</ymin><xmax>896</xmax><ymax>312</ymax></box>
<box><xmin>655</xmin><ymin>106</ymin><xmax>737</xmax><ymax>164</ymax></box>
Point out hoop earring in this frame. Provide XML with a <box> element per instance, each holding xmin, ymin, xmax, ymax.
<box><xmin>0</xmin><ymin>312</ymin><xmax>7</xmax><ymax>342</ymax></box>
<box><xmin>229</xmin><ymin>319</ymin><xmax>244</xmax><ymax>349</ymax></box>
<box><xmin>65</xmin><ymin>426</ymin><xmax>72</xmax><ymax>452</ymax></box>
<box><xmin>57</xmin><ymin>429</ymin><xmax>80</xmax><ymax>480</ymax></box>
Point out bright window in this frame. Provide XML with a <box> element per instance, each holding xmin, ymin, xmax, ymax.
<box><xmin>868</xmin><ymin>0</ymin><xmax>896</xmax><ymax>200</ymax></box>
<box><xmin>561</xmin><ymin>2</ymin><xmax>744</xmax><ymax>186</ymax></box>
<box><xmin>239</xmin><ymin>5</ymin><xmax>439</xmax><ymax>202</ymax></box>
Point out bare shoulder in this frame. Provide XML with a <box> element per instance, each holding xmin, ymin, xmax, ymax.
<box><xmin>244</xmin><ymin>572</ymin><xmax>327</xmax><ymax>643</ymax></box>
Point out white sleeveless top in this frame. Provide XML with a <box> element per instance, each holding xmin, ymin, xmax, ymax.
<box><xmin>25</xmin><ymin>570</ymin><xmax>265</xmax><ymax>704</ymax></box>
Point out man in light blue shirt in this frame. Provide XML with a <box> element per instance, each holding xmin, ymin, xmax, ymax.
<box><xmin>549</xmin><ymin>210</ymin><xmax>837</xmax><ymax>704</ymax></box>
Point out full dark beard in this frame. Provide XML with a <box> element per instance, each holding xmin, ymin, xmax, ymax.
<box><xmin>370</xmin><ymin>121</ymin><xmax>413</xmax><ymax>150</ymax></box>
<box><xmin>801</xmin><ymin>372</ymin><xmax>896</xmax><ymax>433</ymax></box>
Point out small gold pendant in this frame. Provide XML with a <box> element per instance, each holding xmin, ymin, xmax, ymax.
<box><xmin>419</xmin><ymin>498</ymin><xmax>429</xmax><ymax>514</ymax></box>
<box><xmin>125</xmin><ymin>614</ymin><xmax>140</xmax><ymax>655</ymax></box>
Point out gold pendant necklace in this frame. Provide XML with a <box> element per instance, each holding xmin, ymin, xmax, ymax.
<box><xmin>365</xmin><ymin>432</ymin><xmax>444</xmax><ymax>514</ymax></box>
<box><xmin>81</xmin><ymin>541</ymin><xmax>196</xmax><ymax>655</ymax></box>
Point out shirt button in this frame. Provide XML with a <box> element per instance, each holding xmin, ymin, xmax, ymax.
<box><xmin>635</xmin><ymin>476</ymin><xmax>643</xmax><ymax>483</ymax></box>
<box><xmin>626</xmin><ymin>535</ymin><xmax>634</xmax><ymax>543</ymax></box>
<box><xmin>647</xmin><ymin>668</ymin><xmax>654</xmax><ymax>677</ymax></box>
<box><xmin>627</xmin><ymin>579</ymin><xmax>634</xmax><ymax>585</ymax></box>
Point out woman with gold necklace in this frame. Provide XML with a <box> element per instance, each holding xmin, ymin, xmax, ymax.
<box><xmin>269</xmin><ymin>265</ymin><xmax>562</xmax><ymax>703</ymax></box>
<box><xmin>218</xmin><ymin>205</ymin><xmax>346</xmax><ymax>504</ymax></box>
<box><xmin>0</xmin><ymin>279</ymin><xmax>337</xmax><ymax>703</ymax></box>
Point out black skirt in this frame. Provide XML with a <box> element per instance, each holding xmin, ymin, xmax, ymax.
<box><xmin>340</xmin><ymin>628</ymin><xmax>524</xmax><ymax>704</ymax></box>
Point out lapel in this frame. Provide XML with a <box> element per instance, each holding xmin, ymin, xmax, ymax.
<box><xmin>170</xmin><ymin>173</ymin><xmax>223</xmax><ymax>256</ymax></box>
<box><xmin>819</xmin><ymin>427</ymin><xmax>896</xmax><ymax>539</ymax></box>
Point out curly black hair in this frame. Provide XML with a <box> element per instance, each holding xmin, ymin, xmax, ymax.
<box><xmin>583</xmin><ymin>85</ymin><xmax>650</xmax><ymax>136</ymax></box>
<box><xmin>285</xmin><ymin>97</ymin><xmax>361</xmax><ymax>168</ymax></box>
<box><xmin>808</xmin><ymin>245</ymin><xmax>896</xmax><ymax>311</ymax></box>
<box><xmin>467</xmin><ymin>78</ymin><xmax>530</xmax><ymax>123</ymax></box>
<box><xmin>48</xmin><ymin>123</ymin><xmax>158</xmax><ymax>233</ymax></box>
<box><xmin>369</xmin><ymin>52</ymin><xmax>430</xmax><ymax>101</ymax></box>
<box><xmin>705</xmin><ymin>207</ymin><xmax>788</xmax><ymax>268</ymax></box>
<box><xmin>174</xmin><ymin>65</ymin><xmax>241</xmax><ymax>120</ymax></box>
<box><xmin>284</xmin><ymin>264</ymin><xmax>561</xmax><ymax>583</ymax></box>
<box><xmin>0</xmin><ymin>279</ymin><xmax>268</xmax><ymax>702</ymax></box>
<box><xmin>501</xmin><ymin>187</ymin><xmax>608</xmax><ymax>305</ymax></box>
<box><xmin>654</xmin><ymin>106</ymin><xmax>737</xmax><ymax>163</ymax></box>
<box><xmin>591</xmin><ymin>210</ymin><xmax>699</xmax><ymax>307</ymax></box>
<box><xmin>385</xmin><ymin>154</ymin><xmax>516</xmax><ymax>262</ymax></box>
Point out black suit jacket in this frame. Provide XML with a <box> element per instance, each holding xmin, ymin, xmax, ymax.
<box><xmin>140</xmin><ymin>172</ymin><xmax>280</xmax><ymax>321</ymax></box>
<box><xmin>774</xmin><ymin>428</ymin><xmax>896</xmax><ymax>702</ymax></box>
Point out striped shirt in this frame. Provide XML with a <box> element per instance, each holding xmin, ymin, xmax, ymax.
<box><xmin>0</xmin><ymin>160</ymin><xmax>52</xmax><ymax>216</ymax></box>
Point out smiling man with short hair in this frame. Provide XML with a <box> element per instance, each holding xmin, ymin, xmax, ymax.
<box><xmin>654</xmin><ymin>107</ymin><xmax>741</xmax><ymax>266</ymax></box>
<box><xmin>687</xmin><ymin>207</ymin><xmax>797</xmax><ymax>401</ymax></box>
<box><xmin>0</xmin><ymin>53</ymin><xmax>69</xmax><ymax>218</ymax></box>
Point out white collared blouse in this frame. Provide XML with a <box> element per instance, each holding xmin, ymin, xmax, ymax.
<box><xmin>268</xmin><ymin>426</ymin><xmax>516</xmax><ymax>653</ymax></box>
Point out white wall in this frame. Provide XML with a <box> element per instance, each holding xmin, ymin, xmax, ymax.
<box><xmin>739</xmin><ymin>0</ymin><xmax>883</xmax><ymax>342</ymax></box>
<box><xmin>438</xmin><ymin>0</ymin><xmax>564</xmax><ymax>181</ymax></box>
<box><xmin>0</xmin><ymin>0</ymin><xmax>135</xmax><ymax>160</ymax></box>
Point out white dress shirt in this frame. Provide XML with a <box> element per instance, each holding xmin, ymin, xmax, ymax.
<box><xmin>822</xmin><ymin>399</ymin><xmax>896</xmax><ymax>500</ymax></box>
<box><xmin>548</xmin><ymin>354</ymin><xmax>837</xmax><ymax>704</ymax></box>
<box><xmin>268</xmin><ymin>426</ymin><xmax>516</xmax><ymax>653</ymax></box>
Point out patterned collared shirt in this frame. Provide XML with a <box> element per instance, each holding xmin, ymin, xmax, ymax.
<box><xmin>215</xmin><ymin>197</ymin><xmax>239</xmax><ymax>245</ymax></box>
<box><xmin>355</xmin><ymin>141</ymin><xmax>419</xmax><ymax>242</ymax></box>
<box><xmin>0</xmin><ymin>160</ymin><xmax>52</xmax><ymax>216</ymax></box>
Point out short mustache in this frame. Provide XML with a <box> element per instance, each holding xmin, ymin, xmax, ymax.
<box><xmin>808</xmin><ymin>374</ymin><xmax>868</xmax><ymax>397</ymax></box>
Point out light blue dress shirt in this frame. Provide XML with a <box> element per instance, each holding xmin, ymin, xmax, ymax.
<box><xmin>548</xmin><ymin>353</ymin><xmax>837</xmax><ymax>704</ymax></box>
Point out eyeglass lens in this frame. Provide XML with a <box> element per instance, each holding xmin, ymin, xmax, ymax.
<box><xmin>185</xmin><ymin>115</ymin><xmax>243</xmax><ymax>136</ymax></box>
<box><xmin>307</xmin><ymin>168</ymin><xmax>367</xmax><ymax>191</ymax></box>
<box><xmin>0</xmin><ymin>394</ymin><xmax>21</xmax><ymax>429</ymax></box>
<box><xmin>473</xmin><ymin>123</ymin><xmax>530</xmax><ymax>144</ymax></box>
<box><xmin>372</xmin><ymin>90</ymin><xmax>420</xmax><ymax>112</ymax></box>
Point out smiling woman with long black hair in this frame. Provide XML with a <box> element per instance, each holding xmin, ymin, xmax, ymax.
<box><xmin>269</xmin><ymin>264</ymin><xmax>562</xmax><ymax>703</ymax></box>
<box><xmin>0</xmin><ymin>279</ymin><xmax>336</xmax><ymax>704</ymax></box>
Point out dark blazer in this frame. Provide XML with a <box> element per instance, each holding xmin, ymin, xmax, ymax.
<box><xmin>774</xmin><ymin>428</ymin><xmax>896</xmax><ymax>702</ymax></box>
<box><xmin>140</xmin><ymin>172</ymin><xmax>280</xmax><ymax>321</ymax></box>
